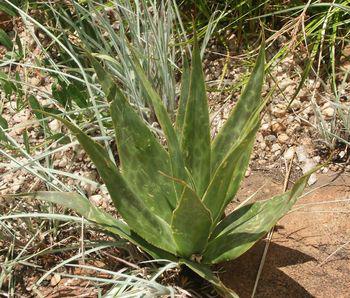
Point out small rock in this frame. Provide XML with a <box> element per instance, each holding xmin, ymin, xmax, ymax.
<box><xmin>260</xmin><ymin>123</ymin><xmax>270</xmax><ymax>136</ymax></box>
<box><xmin>271</xmin><ymin>121</ymin><xmax>285</xmax><ymax>133</ymax></box>
<box><xmin>322</xmin><ymin>107</ymin><xmax>335</xmax><ymax>118</ymax></box>
<box><xmin>295</xmin><ymin>145</ymin><xmax>317</xmax><ymax>185</ymax></box>
<box><xmin>321</xmin><ymin>167</ymin><xmax>329</xmax><ymax>173</ymax></box>
<box><xmin>284</xmin><ymin>85</ymin><xmax>295</xmax><ymax>96</ymax></box>
<box><xmin>90</xmin><ymin>194</ymin><xmax>103</xmax><ymax>206</ymax></box>
<box><xmin>278</xmin><ymin>133</ymin><xmax>289</xmax><ymax>144</ymax></box>
<box><xmin>313</xmin><ymin>155</ymin><xmax>321</xmax><ymax>163</ymax></box>
<box><xmin>50</xmin><ymin>273</ymin><xmax>61</xmax><ymax>287</ymax></box>
<box><xmin>265</xmin><ymin>134</ymin><xmax>277</xmax><ymax>143</ymax></box>
<box><xmin>245</xmin><ymin>167</ymin><xmax>251</xmax><ymax>178</ymax></box>
<box><xmin>272</xmin><ymin>108</ymin><xmax>286</xmax><ymax>118</ymax></box>
<box><xmin>289</xmin><ymin>100</ymin><xmax>301</xmax><ymax>110</ymax></box>
<box><xmin>30</xmin><ymin>77</ymin><xmax>42</xmax><ymax>87</ymax></box>
<box><xmin>49</xmin><ymin>119</ymin><xmax>61</xmax><ymax>132</ymax></box>
<box><xmin>279</xmin><ymin>78</ymin><xmax>294</xmax><ymax>90</ymax></box>
<box><xmin>274</xmin><ymin>150</ymin><xmax>281</xmax><ymax>156</ymax></box>
<box><xmin>272</xmin><ymin>104</ymin><xmax>287</xmax><ymax>117</ymax></box>
<box><xmin>271</xmin><ymin>143</ymin><xmax>281</xmax><ymax>153</ymax></box>
<box><xmin>58</xmin><ymin>158</ymin><xmax>68</xmax><ymax>168</ymax></box>
<box><xmin>284</xmin><ymin>147</ymin><xmax>295</xmax><ymax>160</ymax></box>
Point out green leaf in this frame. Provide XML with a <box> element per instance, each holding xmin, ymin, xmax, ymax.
<box><xmin>175</xmin><ymin>57</ymin><xmax>190</xmax><ymax>139</ymax></box>
<box><xmin>180</xmin><ymin>259</ymin><xmax>239</xmax><ymax>298</ymax></box>
<box><xmin>129</xmin><ymin>47</ymin><xmax>188</xmax><ymax>194</ymax></box>
<box><xmin>90</xmin><ymin>58</ymin><xmax>115</xmax><ymax>102</ymax></box>
<box><xmin>110</xmin><ymin>87</ymin><xmax>177</xmax><ymax>222</ymax></box>
<box><xmin>203</xmin><ymin>118</ymin><xmax>260</xmax><ymax>224</ymax></box>
<box><xmin>0</xmin><ymin>115</ymin><xmax>8</xmax><ymax>129</ymax></box>
<box><xmin>37</xmin><ymin>111</ymin><xmax>177</xmax><ymax>254</ymax></box>
<box><xmin>211</xmin><ymin>41</ymin><xmax>265</xmax><ymax>174</ymax></box>
<box><xmin>0</xmin><ymin>28</ymin><xmax>13</xmax><ymax>50</ymax></box>
<box><xmin>92</xmin><ymin>58</ymin><xmax>177</xmax><ymax>221</ymax></box>
<box><xmin>28</xmin><ymin>95</ymin><xmax>43</xmax><ymax>120</ymax></box>
<box><xmin>23</xmin><ymin>129</ymin><xmax>30</xmax><ymax>154</ymax></box>
<box><xmin>48</xmin><ymin>133</ymin><xmax>70</xmax><ymax>145</ymax></box>
<box><xmin>15</xmin><ymin>34</ymin><xmax>23</xmax><ymax>58</ymax></box>
<box><xmin>19</xmin><ymin>191</ymin><xmax>176</xmax><ymax>261</ymax></box>
<box><xmin>203</xmin><ymin>172</ymin><xmax>312</xmax><ymax>264</ymax></box>
<box><xmin>171</xmin><ymin>185</ymin><xmax>212</xmax><ymax>257</ymax></box>
<box><xmin>181</xmin><ymin>36</ymin><xmax>211</xmax><ymax>197</ymax></box>
<box><xmin>0</xmin><ymin>3</ymin><xmax>17</xmax><ymax>16</ymax></box>
<box><xmin>67</xmin><ymin>84</ymin><xmax>88</xmax><ymax>108</ymax></box>
<box><xmin>0</xmin><ymin>114</ymin><xmax>8</xmax><ymax>142</ymax></box>
<box><xmin>28</xmin><ymin>95</ymin><xmax>49</xmax><ymax>131</ymax></box>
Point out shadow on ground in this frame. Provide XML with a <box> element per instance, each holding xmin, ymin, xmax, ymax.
<box><xmin>218</xmin><ymin>240</ymin><xmax>316</xmax><ymax>298</ymax></box>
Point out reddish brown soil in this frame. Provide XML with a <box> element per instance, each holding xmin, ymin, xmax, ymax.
<box><xmin>220</xmin><ymin>171</ymin><xmax>350</xmax><ymax>298</ymax></box>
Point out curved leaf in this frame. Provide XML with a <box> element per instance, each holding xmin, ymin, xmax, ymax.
<box><xmin>110</xmin><ymin>87</ymin><xmax>177</xmax><ymax>222</ymax></box>
<box><xmin>175</xmin><ymin>57</ymin><xmax>190</xmax><ymax>139</ymax></box>
<box><xmin>37</xmin><ymin>111</ymin><xmax>177</xmax><ymax>254</ymax></box>
<box><xmin>203</xmin><ymin>172</ymin><xmax>312</xmax><ymax>264</ymax></box>
<box><xmin>92</xmin><ymin>58</ymin><xmax>178</xmax><ymax>221</ymax></box>
<box><xmin>17</xmin><ymin>191</ymin><xmax>176</xmax><ymax>261</ymax></box>
<box><xmin>203</xmin><ymin>120</ymin><xmax>259</xmax><ymax>224</ymax></box>
<box><xmin>181</xmin><ymin>36</ymin><xmax>211</xmax><ymax>196</ymax></box>
<box><xmin>129</xmin><ymin>47</ymin><xmax>188</xmax><ymax>193</ymax></box>
<box><xmin>0</xmin><ymin>28</ymin><xmax>13</xmax><ymax>50</ymax></box>
<box><xmin>211</xmin><ymin>41</ymin><xmax>265</xmax><ymax>174</ymax></box>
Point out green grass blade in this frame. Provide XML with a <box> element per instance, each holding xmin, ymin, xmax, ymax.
<box><xmin>175</xmin><ymin>57</ymin><xmax>190</xmax><ymax>139</ymax></box>
<box><xmin>211</xmin><ymin>41</ymin><xmax>265</xmax><ymax>174</ymax></box>
<box><xmin>203</xmin><ymin>171</ymin><xmax>315</xmax><ymax>264</ymax></box>
<box><xmin>37</xmin><ymin>111</ymin><xmax>177</xmax><ymax>254</ymax></box>
<box><xmin>181</xmin><ymin>36</ymin><xmax>211</xmax><ymax>197</ymax></box>
<box><xmin>110</xmin><ymin>87</ymin><xmax>177</xmax><ymax>221</ymax></box>
<box><xmin>0</xmin><ymin>28</ymin><xmax>13</xmax><ymax>50</ymax></box>
<box><xmin>171</xmin><ymin>185</ymin><xmax>212</xmax><ymax>257</ymax></box>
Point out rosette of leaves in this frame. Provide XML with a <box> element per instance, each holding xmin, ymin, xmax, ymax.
<box><xmin>27</xmin><ymin>38</ymin><xmax>313</xmax><ymax>297</ymax></box>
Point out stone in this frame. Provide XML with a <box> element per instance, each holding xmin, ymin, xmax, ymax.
<box><xmin>322</xmin><ymin>107</ymin><xmax>335</xmax><ymax>118</ymax></box>
<box><xmin>260</xmin><ymin>142</ymin><xmax>267</xmax><ymax>150</ymax></box>
<box><xmin>90</xmin><ymin>194</ymin><xmax>103</xmax><ymax>206</ymax></box>
<box><xmin>272</xmin><ymin>104</ymin><xmax>287</xmax><ymax>117</ymax></box>
<box><xmin>271</xmin><ymin>143</ymin><xmax>281</xmax><ymax>152</ymax></box>
<box><xmin>284</xmin><ymin>147</ymin><xmax>295</xmax><ymax>160</ymax></box>
<box><xmin>58</xmin><ymin>158</ymin><xmax>68</xmax><ymax>168</ymax></box>
<box><xmin>48</xmin><ymin>119</ymin><xmax>61</xmax><ymax>132</ymax></box>
<box><xmin>260</xmin><ymin>123</ymin><xmax>270</xmax><ymax>136</ymax></box>
<box><xmin>265</xmin><ymin>134</ymin><xmax>277</xmax><ymax>143</ymax></box>
<box><xmin>245</xmin><ymin>167</ymin><xmax>251</xmax><ymax>178</ymax></box>
<box><xmin>271</xmin><ymin>121</ymin><xmax>285</xmax><ymax>133</ymax></box>
<box><xmin>278</xmin><ymin>133</ymin><xmax>289</xmax><ymax>144</ymax></box>
<box><xmin>50</xmin><ymin>273</ymin><xmax>61</xmax><ymax>287</ymax></box>
<box><xmin>289</xmin><ymin>99</ymin><xmax>301</xmax><ymax>110</ymax></box>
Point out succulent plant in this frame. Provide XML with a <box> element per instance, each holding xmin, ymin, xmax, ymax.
<box><xmin>28</xmin><ymin>37</ymin><xmax>313</xmax><ymax>297</ymax></box>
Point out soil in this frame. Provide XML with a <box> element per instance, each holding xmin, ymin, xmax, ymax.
<box><xmin>220</xmin><ymin>170</ymin><xmax>350</xmax><ymax>298</ymax></box>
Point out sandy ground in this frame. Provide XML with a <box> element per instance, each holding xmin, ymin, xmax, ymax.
<box><xmin>220</xmin><ymin>171</ymin><xmax>350</xmax><ymax>298</ymax></box>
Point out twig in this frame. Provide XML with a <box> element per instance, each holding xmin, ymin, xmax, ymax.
<box><xmin>319</xmin><ymin>239</ymin><xmax>350</xmax><ymax>266</ymax></box>
<box><xmin>251</xmin><ymin>152</ymin><xmax>295</xmax><ymax>297</ymax></box>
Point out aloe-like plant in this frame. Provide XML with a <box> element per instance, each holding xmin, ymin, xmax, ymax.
<box><xmin>26</xmin><ymin>38</ymin><xmax>313</xmax><ymax>297</ymax></box>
